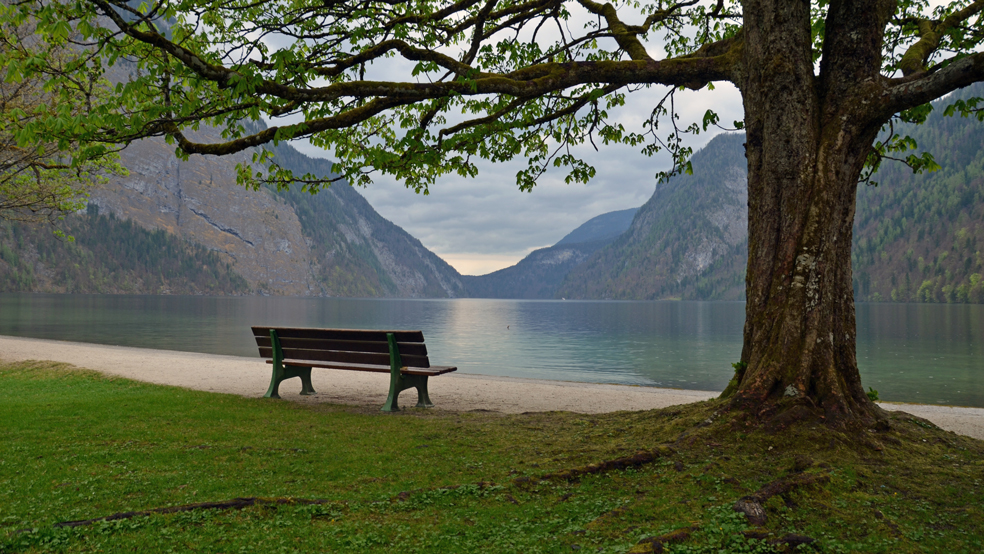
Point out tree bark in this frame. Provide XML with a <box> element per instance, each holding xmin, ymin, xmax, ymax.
<box><xmin>728</xmin><ymin>0</ymin><xmax>895</xmax><ymax>427</ymax></box>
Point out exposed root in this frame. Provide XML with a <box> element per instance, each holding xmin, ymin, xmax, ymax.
<box><xmin>732</xmin><ymin>472</ymin><xmax>831</xmax><ymax>525</ymax></box>
<box><xmin>54</xmin><ymin>497</ymin><xmax>338</xmax><ymax>529</ymax></box>
<box><xmin>512</xmin><ymin>446</ymin><xmax>673</xmax><ymax>487</ymax></box>
<box><xmin>57</xmin><ymin>447</ymin><xmax>674</xmax><ymax>531</ymax></box>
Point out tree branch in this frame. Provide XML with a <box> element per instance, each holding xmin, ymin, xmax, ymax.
<box><xmin>898</xmin><ymin>0</ymin><xmax>984</xmax><ymax>76</ymax></box>
<box><xmin>166</xmin><ymin>97</ymin><xmax>407</xmax><ymax>156</ymax></box>
<box><xmin>884</xmin><ymin>50</ymin><xmax>984</xmax><ymax>115</ymax></box>
<box><xmin>575</xmin><ymin>0</ymin><xmax>654</xmax><ymax>61</ymax></box>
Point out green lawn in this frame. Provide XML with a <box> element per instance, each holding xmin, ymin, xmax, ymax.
<box><xmin>1</xmin><ymin>361</ymin><xmax>982</xmax><ymax>553</ymax></box>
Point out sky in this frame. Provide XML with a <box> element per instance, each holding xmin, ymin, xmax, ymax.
<box><xmin>291</xmin><ymin>85</ymin><xmax>744</xmax><ymax>275</ymax></box>
<box><xmin>264</xmin><ymin>4</ymin><xmax>751</xmax><ymax>276</ymax></box>
<box><xmin>288</xmin><ymin>84</ymin><xmax>744</xmax><ymax>276</ymax></box>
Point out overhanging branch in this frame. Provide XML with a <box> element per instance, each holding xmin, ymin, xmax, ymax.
<box><xmin>885</xmin><ymin>50</ymin><xmax>984</xmax><ymax>115</ymax></box>
<box><xmin>898</xmin><ymin>0</ymin><xmax>984</xmax><ymax>76</ymax></box>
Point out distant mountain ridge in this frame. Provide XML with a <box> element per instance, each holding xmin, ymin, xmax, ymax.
<box><xmin>461</xmin><ymin>208</ymin><xmax>639</xmax><ymax>299</ymax></box>
<box><xmin>558</xmin><ymin>133</ymin><xmax>748</xmax><ymax>300</ymax></box>
<box><xmin>475</xmin><ymin>80</ymin><xmax>984</xmax><ymax>304</ymax></box>
<box><xmin>5</xmin><ymin>84</ymin><xmax>983</xmax><ymax>302</ymax></box>
<box><xmin>268</xmin><ymin>145</ymin><xmax>465</xmax><ymax>298</ymax></box>
<box><xmin>556</xmin><ymin>208</ymin><xmax>639</xmax><ymax>245</ymax></box>
<box><xmin>558</xmin><ymin>86</ymin><xmax>984</xmax><ymax>303</ymax></box>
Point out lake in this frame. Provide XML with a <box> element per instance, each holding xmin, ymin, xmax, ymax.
<box><xmin>0</xmin><ymin>293</ymin><xmax>981</xmax><ymax>407</ymax></box>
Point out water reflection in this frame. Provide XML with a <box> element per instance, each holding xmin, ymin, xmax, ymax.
<box><xmin>0</xmin><ymin>293</ymin><xmax>981</xmax><ymax>407</ymax></box>
<box><xmin>856</xmin><ymin>303</ymin><xmax>984</xmax><ymax>407</ymax></box>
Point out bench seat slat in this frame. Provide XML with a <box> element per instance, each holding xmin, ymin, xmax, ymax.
<box><xmin>257</xmin><ymin>347</ymin><xmax>430</xmax><ymax>368</ymax></box>
<box><xmin>254</xmin><ymin>337</ymin><xmax>428</xmax><ymax>357</ymax></box>
<box><xmin>269</xmin><ymin>359</ymin><xmax>456</xmax><ymax>376</ymax></box>
<box><xmin>255</xmin><ymin>326</ymin><xmax>455</xmax><ymax>409</ymax></box>
<box><xmin>252</xmin><ymin>327</ymin><xmax>425</xmax><ymax>343</ymax></box>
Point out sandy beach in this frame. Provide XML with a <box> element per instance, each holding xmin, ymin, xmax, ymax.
<box><xmin>2</xmin><ymin>334</ymin><xmax>982</xmax><ymax>440</ymax></box>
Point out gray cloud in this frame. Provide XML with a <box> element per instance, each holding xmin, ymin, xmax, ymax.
<box><xmin>253</xmin><ymin>6</ymin><xmax>748</xmax><ymax>274</ymax></box>
<box><xmin>289</xmin><ymin>83</ymin><xmax>744</xmax><ymax>275</ymax></box>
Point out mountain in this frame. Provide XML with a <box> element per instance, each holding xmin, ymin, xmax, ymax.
<box><xmin>461</xmin><ymin>208</ymin><xmax>638</xmax><ymax>299</ymax></box>
<box><xmin>558</xmin><ymin>133</ymin><xmax>749</xmax><ymax>300</ymax></box>
<box><xmin>0</xmin><ymin>127</ymin><xmax>465</xmax><ymax>297</ymax></box>
<box><xmin>0</xmin><ymin>205</ymin><xmax>249</xmax><ymax>295</ymax></box>
<box><xmin>5</xmin><ymin>84</ymin><xmax>984</xmax><ymax>302</ymax></box>
<box><xmin>850</xmin><ymin>84</ymin><xmax>984</xmax><ymax>303</ymax></box>
<box><xmin>268</xmin><ymin>145</ymin><xmax>465</xmax><ymax>298</ymax></box>
<box><xmin>555</xmin><ymin>208</ymin><xmax>639</xmax><ymax>245</ymax></box>
<box><xmin>557</xmin><ymin>84</ymin><xmax>984</xmax><ymax>303</ymax></box>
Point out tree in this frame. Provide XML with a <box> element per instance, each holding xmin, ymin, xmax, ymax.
<box><xmin>3</xmin><ymin>0</ymin><xmax>983</xmax><ymax>428</ymax></box>
<box><xmin>0</xmin><ymin>16</ymin><xmax>122</xmax><ymax>224</ymax></box>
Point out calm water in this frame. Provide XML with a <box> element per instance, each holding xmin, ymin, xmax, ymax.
<box><xmin>0</xmin><ymin>293</ymin><xmax>982</xmax><ymax>407</ymax></box>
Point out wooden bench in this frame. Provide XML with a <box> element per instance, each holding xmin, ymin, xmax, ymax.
<box><xmin>251</xmin><ymin>326</ymin><xmax>457</xmax><ymax>412</ymax></box>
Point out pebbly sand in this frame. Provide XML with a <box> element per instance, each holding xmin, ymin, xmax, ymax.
<box><xmin>2</xmin><ymin>335</ymin><xmax>983</xmax><ymax>440</ymax></box>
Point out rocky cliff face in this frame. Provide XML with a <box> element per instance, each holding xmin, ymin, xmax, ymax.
<box><xmin>268</xmin><ymin>146</ymin><xmax>466</xmax><ymax>298</ymax></box>
<box><xmin>558</xmin><ymin>133</ymin><xmax>749</xmax><ymax>300</ymax></box>
<box><xmin>87</xmin><ymin>128</ymin><xmax>465</xmax><ymax>297</ymax></box>
<box><xmin>90</xmin><ymin>131</ymin><xmax>319</xmax><ymax>295</ymax></box>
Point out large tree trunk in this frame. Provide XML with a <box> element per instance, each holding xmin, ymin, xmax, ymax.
<box><xmin>727</xmin><ymin>0</ymin><xmax>895</xmax><ymax>427</ymax></box>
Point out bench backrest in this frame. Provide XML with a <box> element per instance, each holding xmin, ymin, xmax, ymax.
<box><xmin>251</xmin><ymin>326</ymin><xmax>432</xmax><ymax>368</ymax></box>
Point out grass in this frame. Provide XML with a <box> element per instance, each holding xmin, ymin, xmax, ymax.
<box><xmin>1</xmin><ymin>360</ymin><xmax>982</xmax><ymax>553</ymax></box>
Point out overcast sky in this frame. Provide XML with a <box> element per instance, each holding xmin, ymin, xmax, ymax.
<box><xmin>290</xmin><ymin>84</ymin><xmax>744</xmax><ymax>275</ymax></box>
<box><xmin>254</xmin><ymin>2</ymin><xmax>753</xmax><ymax>276</ymax></box>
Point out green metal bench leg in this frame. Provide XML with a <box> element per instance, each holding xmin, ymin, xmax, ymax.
<box><xmin>264</xmin><ymin>329</ymin><xmax>317</xmax><ymax>399</ymax></box>
<box><xmin>265</xmin><ymin>363</ymin><xmax>285</xmax><ymax>399</ymax></box>
<box><xmin>382</xmin><ymin>375</ymin><xmax>402</xmax><ymax>412</ymax></box>
<box><xmin>382</xmin><ymin>333</ymin><xmax>405</xmax><ymax>412</ymax></box>
<box><xmin>405</xmin><ymin>374</ymin><xmax>433</xmax><ymax>408</ymax></box>
<box><xmin>298</xmin><ymin>366</ymin><xmax>316</xmax><ymax>395</ymax></box>
<box><xmin>265</xmin><ymin>329</ymin><xmax>286</xmax><ymax>399</ymax></box>
<box><xmin>265</xmin><ymin>364</ymin><xmax>315</xmax><ymax>399</ymax></box>
<box><xmin>382</xmin><ymin>334</ymin><xmax>435</xmax><ymax>411</ymax></box>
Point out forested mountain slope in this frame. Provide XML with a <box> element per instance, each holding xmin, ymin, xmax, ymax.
<box><xmin>0</xmin><ymin>127</ymin><xmax>465</xmax><ymax>297</ymax></box>
<box><xmin>557</xmin><ymin>84</ymin><xmax>984</xmax><ymax>303</ymax></box>
<box><xmin>558</xmin><ymin>133</ymin><xmax>749</xmax><ymax>300</ymax></box>
<box><xmin>0</xmin><ymin>205</ymin><xmax>249</xmax><ymax>294</ymax></box>
<box><xmin>851</xmin><ymin>85</ymin><xmax>984</xmax><ymax>303</ymax></box>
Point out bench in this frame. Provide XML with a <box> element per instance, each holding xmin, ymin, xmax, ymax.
<box><xmin>251</xmin><ymin>326</ymin><xmax>457</xmax><ymax>412</ymax></box>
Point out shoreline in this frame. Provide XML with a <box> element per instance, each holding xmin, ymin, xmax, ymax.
<box><xmin>2</xmin><ymin>334</ymin><xmax>982</xmax><ymax>439</ymax></box>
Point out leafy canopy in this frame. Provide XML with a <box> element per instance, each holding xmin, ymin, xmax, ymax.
<box><xmin>1</xmin><ymin>14</ymin><xmax>123</xmax><ymax>225</ymax></box>
<box><xmin>2</xmin><ymin>0</ymin><xmax>983</xmax><ymax>194</ymax></box>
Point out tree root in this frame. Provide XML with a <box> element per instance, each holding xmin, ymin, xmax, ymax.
<box><xmin>54</xmin><ymin>497</ymin><xmax>337</xmax><ymax>529</ymax></box>
<box><xmin>732</xmin><ymin>472</ymin><xmax>831</xmax><ymax>525</ymax></box>
<box><xmin>512</xmin><ymin>446</ymin><xmax>673</xmax><ymax>487</ymax></box>
<box><xmin>744</xmin><ymin>530</ymin><xmax>818</xmax><ymax>551</ymax></box>
<box><xmin>56</xmin><ymin>447</ymin><xmax>675</xmax><ymax>531</ymax></box>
